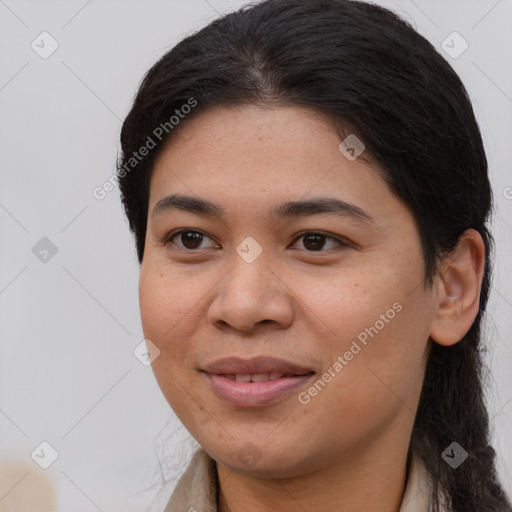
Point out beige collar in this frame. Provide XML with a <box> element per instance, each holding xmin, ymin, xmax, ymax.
<box><xmin>164</xmin><ymin>448</ymin><xmax>431</xmax><ymax>512</ymax></box>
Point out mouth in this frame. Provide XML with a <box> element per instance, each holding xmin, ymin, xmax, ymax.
<box><xmin>220</xmin><ymin>371</ymin><xmax>313</xmax><ymax>382</ymax></box>
<box><xmin>201</xmin><ymin>356</ymin><xmax>316</xmax><ymax>407</ymax></box>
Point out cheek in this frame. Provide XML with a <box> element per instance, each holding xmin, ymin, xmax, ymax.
<box><xmin>139</xmin><ymin>268</ymin><xmax>200</xmax><ymax>412</ymax></box>
<box><xmin>138</xmin><ymin>262</ymin><xmax>216</xmax><ymax>397</ymax></box>
<box><xmin>305</xmin><ymin>262</ymin><xmax>431</xmax><ymax>408</ymax></box>
<box><xmin>320</xmin><ymin>291</ymin><xmax>430</xmax><ymax>421</ymax></box>
<box><xmin>138</xmin><ymin>269</ymin><xmax>194</xmax><ymax>400</ymax></box>
<box><xmin>139</xmin><ymin>274</ymin><xmax>170</xmax><ymax>348</ymax></box>
<box><xmin>298</xmin><ymin>270</ymin><xmax>400</xmax><ymax>350</ymax></box>
<box><xmin>138</xmin><ymin>263</ymin><xmax>203</xmax><ymax>343</ymax></box>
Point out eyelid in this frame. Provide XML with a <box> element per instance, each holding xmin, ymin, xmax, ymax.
<box><xmin>163</xmin><ymin>229</ymin><xmax>218</xmax><ymax>249</ymax></box>
<box><xmin>291</xmin><ymin>230</ymin><xmax>351</xmax><ymax>248</ymax></box>
<box><xmin>163</xmin><ymin>228</ymin><xmax>351</xmax><ymax>252</ymax></box>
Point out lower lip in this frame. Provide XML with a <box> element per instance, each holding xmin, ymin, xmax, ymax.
<box><xmin>203</xmin><ymin>372</ymin><xmax>314</xmax><ymax>407</ymax></box>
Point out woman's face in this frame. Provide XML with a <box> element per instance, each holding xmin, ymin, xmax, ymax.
<box><xmin>139</xmin><ymin>104</ymin><xmax>436</xmax><ymax>477</ymax></box>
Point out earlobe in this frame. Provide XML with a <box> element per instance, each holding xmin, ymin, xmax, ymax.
<box><xmin>429</xmin><ymin>229</ymin><xmax>485</xmax><ymax>347</ymax></box>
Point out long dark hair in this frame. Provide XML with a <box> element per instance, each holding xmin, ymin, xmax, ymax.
<box><xmin>117</xmin><ymin>1</ymin><xmax>511</xmax><ymax>510</ymax></box>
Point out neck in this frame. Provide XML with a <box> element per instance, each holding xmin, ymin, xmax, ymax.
<box><xmin>216</xmin><ymin>425</ymin><xmax>412</xmax><ymax>512</ymax></box>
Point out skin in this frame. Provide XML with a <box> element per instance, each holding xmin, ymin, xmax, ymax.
<box><xmin>139</xmin><ymin>104</ymin><xmax>485</xmax><ymax>512</ymax></box>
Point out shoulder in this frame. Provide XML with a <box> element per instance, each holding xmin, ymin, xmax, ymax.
<box><xmin>400</xmin><ymin>451</ymin><xmax>432</xmax><ymax>512</ymax></box>
<box><xmin>163</xmin><ymin>448</ymin><xmax>218</xmax><ymax>512</ymax></box>
<box><xmin>163</xmin><ymin>448</ymin><xmax>439</xmax><ymax>512</ymax></box>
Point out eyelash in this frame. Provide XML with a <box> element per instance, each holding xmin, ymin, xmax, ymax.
<box><xmin>163</xmin><ymin>229</ymin><xmax>350</xmax><ymax>253</ymax></box>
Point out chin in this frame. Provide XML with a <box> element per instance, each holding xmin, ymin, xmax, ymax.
<box><xmin>204</xmin><ymin>437</ymin><xmax>315</xmax><ymax>478</ymax></box>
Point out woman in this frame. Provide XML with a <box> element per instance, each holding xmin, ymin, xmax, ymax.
<box><xmin>117</xmin><ymin>0</ymin><xmax>512</xmax><ymax>510</ymax></box>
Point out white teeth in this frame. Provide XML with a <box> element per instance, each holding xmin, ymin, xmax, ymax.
<box><xmin>229</xmin><ymin>372</ymin><xmax>291</xmax><ymax>382</ymax></box>
<box><xmin>224</xmin><ymin>372</ymin><xmax>304</xmax><ymax>382</ymax></box>
<box><xmin>250</xmin><ymin>373</ymin><xmax>268</xmax><ymax>382</ymax></box>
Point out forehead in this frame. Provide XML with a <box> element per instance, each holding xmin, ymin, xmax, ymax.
<box><xmin>148</xmin><ymin>104</ymin><xmax>404</xmax><ymax>226</ymax></box>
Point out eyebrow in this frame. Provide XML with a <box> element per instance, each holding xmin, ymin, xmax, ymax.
<box><xmin>151</xmin><ymin>194</ymin><xmax>374</xmax><ymax>223</ymax></box>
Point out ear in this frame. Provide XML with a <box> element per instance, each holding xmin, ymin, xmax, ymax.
<box><xmin>429</xmin><ymin>229</ymin><xmax>486</xmax><ymax>346</ymax></box>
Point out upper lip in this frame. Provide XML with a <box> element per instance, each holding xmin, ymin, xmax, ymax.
<box><xmin>201</xmin><ymin>356</ymin><xmax>315</xmax><ymax>376</ymax></box>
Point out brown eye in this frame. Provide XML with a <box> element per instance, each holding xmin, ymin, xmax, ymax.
<box><xmin>292</xmin><ymin>231</ymin><xmax>346</xmax><ymax>252</ymax></box>
<box><xmin>166</xmin><ymin>230</ymin><xmax>216</xmax><ymax>250</ymax></box>
<box><xmin>303</xmin><ymin>233</ymin><xmax>326</xmax><ymax>251</ymax></box>
<box><xmin>164</xmin><ymin>229</ymin><xmax>347</xmax><ymax>253</ymax></box>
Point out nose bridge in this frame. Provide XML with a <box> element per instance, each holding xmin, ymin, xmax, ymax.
<box><xmin>208</xmin><ymin>240</ymin><xmax>294</xmax><ymax>331</ymax></box>
<box><xmin>235</xmin><ymin>229</ymin><xmax>290</xmax><ymax>289</ymax></box>
<box><xmin>227</xmin><ymin>239</ymin><xmax>274</xmax><ymax>306</ymax></box>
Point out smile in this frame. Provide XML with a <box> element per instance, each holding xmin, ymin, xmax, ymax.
<box><xmin>203</xmin><ymin>371</ymin><xmax>315</xmax><ymax>407</ymax></box>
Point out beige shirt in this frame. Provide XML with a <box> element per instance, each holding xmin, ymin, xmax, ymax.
<box><xmin>163</xmin><ymin>448</ymin><xmax>432</xmax><ymax>512</ymax></box>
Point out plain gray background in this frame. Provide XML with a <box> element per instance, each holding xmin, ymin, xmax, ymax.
<box><xmin>0</xmin><ymin>0</ymin><xmax>511</xmax><ymax>510</ymax></box>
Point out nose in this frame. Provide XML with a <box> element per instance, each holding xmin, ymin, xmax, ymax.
<box><xmin>207</xmin><ymin>250</ymin><xmax>295</xmax><ymax>333</ymax></box>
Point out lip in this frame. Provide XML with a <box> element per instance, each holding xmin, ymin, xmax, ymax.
<box><xmin>202</xmin><ymin>356</ymin><xmax>315</xmax><ymax>376</ymax></box>
<box><xmin>201</xmin><ymin>356</ymin><xmax>315</xmax><ymax>407</ymax></box>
